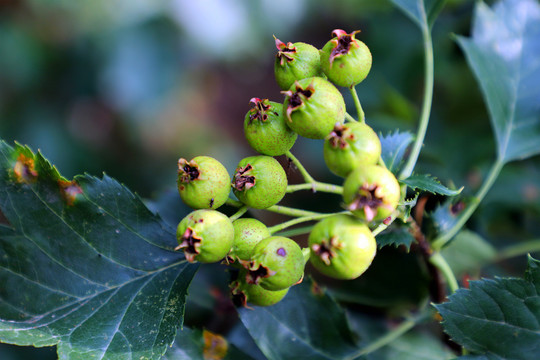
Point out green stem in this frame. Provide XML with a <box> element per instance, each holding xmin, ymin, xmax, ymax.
<box><xmin>496</xmin><ymin>239</ymin><xmax>540</xmax><ymax>262</ymax></box>
<box><xmin>398</xmin><ymin>9</ymin><xmax>434</xmax><ymax>180</ymax></box>
<box><xmin>286</xmin><ymin>150</ymin><xmax>316</xmax><ymax>184</ymax></box>
<box><xmin>226</xmin><ymin>197</ymin><xmax>323</xmax><ymax>218</ymax></box>
<box><xmin>265</xmin><ymin>205</ymin><xmax>323</xmax><ymax>218</ymax></box>
<box><xmin>286</xmin><ymin>182</ymin><xmax>343</xmax><ymax>195</ymax></box>
<box><xmin>226</xmin><ymin>198</ymin><xmax>243</xmax><ymax>207</ymax></box>
<box><xmin>345</xmin><ymin>112</ymin><xmax>358</xmax><ymax>123</ymax></box>
<box><xmin>349</xmin><ymin>86</ymin><xmax>365</xmax><ymax>123</ymax></box>
<box><xmin>432</xmin><ymin>159</ymin><xmax>504</xmax><ymax>251</ymax></box>
<box><xmin>429</xmin><ymin>252</ymin><xmax>459</xmax><ymax>293</ymax></box>
<box><xmin>273</xmin><ymin>225</ymin><xmax>314</xmax><ymax>238</ymax></box>
<box><xmin>346</xmin><ymin>312</ymin><xmax>429</xmax><ymax>359</ymax></box>
<box><xmin>268</xmin><ymin>211</ymin><xmax>349</xmax><ymax>234</ymax></box>
<box><xmin>229</xmin><ymin>206</ymin><xmax>248</xmax><ymax>221</ymax></box>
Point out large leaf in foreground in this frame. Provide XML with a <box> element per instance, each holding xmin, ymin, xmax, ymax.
<box><xmin>435</xmin><ymin>256</ymin><xmax>540</xmax><ymax>359</ymax></box>
<box><xmin>456</xmin><ymin>0</ymin><xmax>540</xmax><ymax>163</ymax></box>
<box><xmin>379</xmin><ymin>131</ymin><xmax>413</xmax><ymax>175</ymax></box>
<box><xmin>239</xmin><ymin>278</ymin><xmax>358</xmax><ymax>360</ymax></box>
<box><xmin>0</xmin><ymin>141</ymin><xmax>198</xmax><ymax>359</ymax></box>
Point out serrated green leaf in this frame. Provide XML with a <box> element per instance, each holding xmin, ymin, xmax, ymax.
<box><xmin>456</xmin><ymin>0</ymin><xmax>540</xmax><ymax>163</ymax></box>
<box><xmin>0</xmin><ymin>141</ymin><xmax>199</xmax><ymax>359</ymax></box>
<box><xmin>376</xmin><ymin>226</ymin><xmax>416</xmax><ymax>250</ymax></box>
<box><xmin>239</xmin><ymin>278</ymin><xmax>358</xmax><ymax>360</ymax></box>
<box><xmin>435</xmin><ymin>256</ymin><xmax>540</xmax><ymax>359</ymax></box>
<box><xmin>164</xmin><ymin>327</ymin><xmax>254</xmax><ymax>360</ymax></box>
<box><xmin>401</xmin><ymin>174</ymin><xmax>462</xmax><ymax>196</ymax></box>
<box><xmin>379</xmin><ymin>131</ymin><xmax>414</xmax><ymax>174</ymax></box>
<box><xmin>526</xmin><ymin>255</ymin><xmax>540</xmax><ymax>293</ymax></box>
<box><xmin>440</xmin><ymin>230</ymin><xmax>497</xmax><ymax>277</ymax></box>
<box><xmin>391</xmin><ymin>0</ymin><xmax>446</xmax><ymax>28</ymax></box>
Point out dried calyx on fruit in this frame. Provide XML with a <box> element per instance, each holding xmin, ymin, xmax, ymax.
<box><xmin>282</xmin><ymin>77</ymin><xmax>346</xmax><ymax>139</ymax></box>
<box><xmin>244</xmin><ymin>98</ymin><xmax>297</xmax><ymax>156</ymax></box>
<box><xmin>175</xmin><ymin>209</ymin><xmax>234</xmax><ymax>263</ymax></box>
<box><xmin>343</xmin><ymin>164</ymin><xmax>400</xmax><ymax>222</ymax></box>
<box><xmin>309</xmin><ymin>214</ymin><xmax>376</xmax><ymax>280</ymax></box>
<box><xmin>274</xmin><ymin>36</ymin><xmax>322</xmax><ymax>91</ymax></box>
<box><xmin>242</xmin><ymin>236</ymin><xmax>305</xmax><ymax>291</ymax></box>
<box><xmin>177</xmin><ymin>156</ymin><xmax>230</xmax><ymax>210</ymax></box>
<box><xmin>323</xmin><ymin>122</ymin><xmax>381</xmax><ymax>177</ymax></box>
<box><xmin>232</xmin><ymin>156</ymin><xmax>287</xmax><ymax>209</ymax></box>
<box><xmin>320</xmin><ymin>29</ymin><xmax>372</xmax><ymax>88</ymax></box>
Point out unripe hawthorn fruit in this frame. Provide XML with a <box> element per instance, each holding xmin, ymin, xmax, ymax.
<box><xmin>282</xmin><ymin>77</ymin><xmax>346</xmax><ymax>139</ymax></box>
<box><xmin>230</xmin><ymin>275</ymin><xmax>289</xmax><ymax>307</ymax></box>
<box><xmin>232</xmin><ymin>156</ymin><xmax>287</xmax><ymax>209</ymax></box>
<box><xmin>274</xmin><ymin>36</ymin><xmax>322</xmax><ymax>90</ymax></box>
<box><xmin>323</xmin><ymin>122</ymin><xmax>381</xmax><ymax>177</ymax></box>
<box><xmin>177</xmin><ymin>156</ymin><xmax>230</xmax><ymax>209</ymax></box>
<box><xmin>342</xmin><ymin>164</ymin><xmax>400</xmax><ymax>222</ymax></box>
<box><xmin>230</xmin><ymin>218</ymin><xmax>270</xmax><ymax>262</ymax></box>
<box><xmin>243</xmin><ymin>236</ymin><xmax>304</xmax><ymax>291</ymax></box>
<box><xmin>175</xmin><ymin>209</ymin><xmax>234</xmax><ymax>263</ymax></box>
<box><xmin>244</xmin><ymin>98</ymin><xmax>297</xmax><ymax>156</ymax></box>
<box><xmin>309</xmin><ymin>214</ymin><xmax>376</xmax><ymax>279</ymax></box>
<box><xmin>320</xmin><ymin>29</ymin><xmax>372</xmax><ymax>88</ymax></box>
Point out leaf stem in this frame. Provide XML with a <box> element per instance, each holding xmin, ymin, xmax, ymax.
<box><xmin>273</xmin><ymin>225</ymin><xmax>314</xmax><ymax>238</ymax></box>
<box><xmin>346</xmin><ymin>312</ymin><xmax>430</xmax><ymax>359</ymax></box>
<box><xmin>349</xmin><ymin>86</ymin><xmax>365</xmax><ymax>123</ymax></box>
<box><xmin>432</xmin><ymin>159</ymin><xmax>504</xmax><ymax>251</ymax></box>
<box><xmin>229</xmin><ymin>206</ymin><xmax>248</xmax><ymax>221</ymax></box>
<box><xmin>286</xmin><ymin>182</ymin><xmax>343</xmax><ymax>195</ymax></box>
<box><xmin>398</xmin><ymin>9</ymin><xmax>434</xmax><ymax>180</ymax></box>
<box><xmin>345</xmin><ymin>112</ymin><xmax>358</xmax><ymax>123</ymax></box>
<box><xmin>265</xmin><ymin>205</ymin><xmax>324</xmax><ymax>218</ymax></box>
<box><xmin>495</xmin><ymin>239</ymin><xmax>540</xmax><ymax>262</ymax></box>
<box><xmin>429</xmin><ymin>252</ymin><xmax>459</xmax><ymax>293</ymax></box>
<box><xmin>268</xmin><ymin>211</ymin><xmax>349</xmax><ymax>234</ymax></box>
<box><xmin>286</xmin><ymin>150</ymin><xmax>315</xmax><ymax>184</ymax></box>
<box><xmin>226</xmin><ymin>198</ymin><xmax>322</xmax><ymax>218</ymax></box>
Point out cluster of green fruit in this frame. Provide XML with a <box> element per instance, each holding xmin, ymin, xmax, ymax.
<box><xmin>175</xmin><ymin>30</ymin><xmax>401</xmax><ymax>307</ymax></box>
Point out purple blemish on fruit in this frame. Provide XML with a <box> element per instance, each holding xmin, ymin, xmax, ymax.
<box><xmin>209</xmin><ymin>198</ymin><xmax>214</xmax><ymax>208</ymax></box>
<box><xmin>276</xmin><ymin>248</ymin><xmax>286</xmax><ymax>256</ymax></box>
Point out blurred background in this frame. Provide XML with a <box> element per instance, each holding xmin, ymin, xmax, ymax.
<box><xmin>1</xmin><ymin>0</ymin><xmax>539</xmax><ymax>358</ymax></box>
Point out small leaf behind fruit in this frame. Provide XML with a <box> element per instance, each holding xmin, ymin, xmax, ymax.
<box><xmin>239</xmin><ymin>278</ymin><xmax>358</xmax><ymax>360</ymax></box>
<box><xmin>435</xmin><ymin>256</ymin><xmax>540</xmax><ymax>359</ymax></box>
<box><xmin>401</xmin><ymin>174</ymin><xmax>462</xmax><ymax>196</ymax></box>
<box><xmin>376</xmin><ymin>226</ymin><xmax>416</xmax><ymax>250</ymax></box>
<box><xmin>0</xmin><ymin>141</ymin><xmax>198</xmax><ymax>359</ymax></box>
<box><xmin>379</xmin><ymin>130</ymin><xmax>414</xmax><ymax>174</ymax></box>
<box><xmin>456</xmin><ymin>0</ymin><xmax>540</xmax><ymax>163</ymax></box>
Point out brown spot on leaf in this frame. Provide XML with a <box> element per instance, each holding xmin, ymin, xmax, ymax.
<box><xmin>58</xmin><ymin>180</ymin><xmax>83</xmax><ymax>206</ymax></box>
<box><xmin>13</xmin><ymin>154</ymin><xmax>38</xmax><ymax>184</ymax></box>
<box><xmin>203</xmin><ymin>329</ymin><xmax>228</xmax><ymax>360</ymax></box>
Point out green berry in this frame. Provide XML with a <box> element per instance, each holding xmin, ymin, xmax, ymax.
<box><xmin>323</xmin><ymin>122</ymin><xmax>381</xmax><ymax>177</ymax></box>
<box><xmin>230</xmin><ymin>276</ymin><xmax>289</xmax><ymax>307</ymax></box>
<box><xmin>309</xmin><ymin>214</ymin><xmax>376</xmax><ymax>279</ymax></box>
<box><xmin>342</xmin><ymin>165</ymin><xmax>400</xmax><ymax>222</ymax></box>
<box><xmin>244</xmin><ymin>236</ymin><xmax>304</xmax><ymax>291</ymax></box>
<box><xmin>232</xmin><ymin>156</ymin><xmax>287</xmax><ymax>209</ymax></box>
<box><xmin>320</xmin><ymin>29</ymin><xmax>372</xmax><ymax>87</ymax></box>
<box><xmin>282</xmin><ymin>77</ymin><xmax>346</xmax><ymax>139</ymax></box>
<box><xmin>274</xmin><ymin>37</ymin><xmax>322</xmax><ymax>90</ymax></box>
<box><xmin>177</xmin><ymin>156</ymin><xmax>230</xmax><ymax>209</ymax></box>
<box><xmin>231</xmin><ymin>218</ymin><xmax>270</xmax><ymax>261</ymax></box>
<box><xmin>244</xmin><ymin>98</ymin><xmax>297</xmax><ymax>156</ymax></box>
<box><xmin>176</xmin><ymin>209</ymin><xmax>234</xmax><ymax>263</ymax></box>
